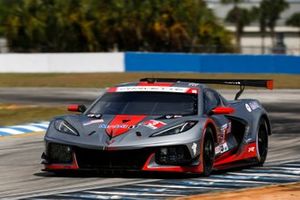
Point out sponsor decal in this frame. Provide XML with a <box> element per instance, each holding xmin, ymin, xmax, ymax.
<box><xmin>188</xmin><ymin>83</ymin><xmax>200</xmax><ymax>87</ymax></box>
<box><xmin>220</xmin><ymin>122</ymin><xmax>231</xmax><ymax>134</ymax></box>
<box><xmin>83</xmin><ymin>119</ymin><xmax>104</xmax><ymax>126</ymax></box>
<box><xmin>99</xmin><ymin>120</ymin><xmax>167</xmax><ymax>130</ymax></box>
<box><xmin>191</xmin><ymin>143</ymin><xmax>198</xmax><ymax>156</ymax></box>
<box><xmin>215</xmin><ymin>142</ymin><xmax>229</xmax><ymax>155</ymax></box>
<box><xmin>105</xmin><ymin>115</ymin><xmax>146</xmax><ymax>138</ymax></box>
<box><xmin>186</xmin><ymin>88</ymin><xmax>198</xmax><ymax>94</ymax></box>
<box><xmin>115</xmin><ymin>86</ymin><xmax>198</xmax><ymax>94</ymax></box>
<box><xmin>245</xmin><ymin>103</ymin><xmax>252</xmax><ymax>112</ymax></box>
<box><xmin>99</xmin><ymin>124</ymin><xmax>137</xmax><ymax>129</ymax></box>
<box><xmin>164</xmin><ymin>115</ymin><xmax>182</xmax><ymax>119</ymax></box>
<box><xmin>249</xmin><ymin>101</ymin><xmax>260</xmax><ymax>111</ymax></box>
<box><xmin>218</xmin><ymin>122</ymin><xmax>231</xmax><ymax>143</ymax></box>
<box><xmin>248</xmin><ymin>146</ymin><xmax>255</xmax><ymax>153</ymax></box>
<box><xmin>143</xmin><ymin>120</ymin><xmax>166</xmax><ymax>130</ymax></box>
<box><xmin>224</xmin><ymin>81</ymin><xmax>241</xmax><ymax>85</ymax></box>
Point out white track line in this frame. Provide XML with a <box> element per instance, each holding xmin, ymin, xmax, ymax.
<box><xmin>10</xmin><ymin>125</ymin><xmax>46</xmax><ymax>132</ymax></box>
<box><xmin>242</xmin><ymin>169</ymin><xmax>300</xmax><ymax>175</ymax></box>
<box><xmin>134</xmin><ymin>183</ymin><xmax>226</xmax><ymax>190</ymax></box>
<box><xmin>84</xmin><ymin>190</ymin><xmax>184</xmax><ymax>197</ymax></box>
<box><xmin>28</xmin><ymin>123</ymin><xmax>49</xmax><ymax>128</ymax></box>
<box><xmin>227</xmin><ymin>172</ymin><xmax>300</xmax><ymax>178</ymax></box>
<box><xmin>192</xmin><ymin>178</ymin><xmax>270</xmax><ymax>184</ymax></box>
<box><xmin>0</xmin><ymin>128</ymin><xmax>24</xmax><ymax>135</ymax></box>
<box><xmin>269</xmin><ymin>166</ymin><xmax>300</xmax><ymax>171</ymax></box>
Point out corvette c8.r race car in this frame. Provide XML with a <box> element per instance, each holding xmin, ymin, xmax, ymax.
<box><xmin>41</xmin><ymin>78</ymin><xmax>273</xmax><ymax>176</ymax></box>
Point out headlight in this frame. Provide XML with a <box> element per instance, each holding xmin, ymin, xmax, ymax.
<box><xmin>54</xmin><ymin>119</ymin><xmax>79</xmax><ymax>136</ymax></box>
<box><xmin>151</xmin><ymin>121</ymin><xmax>198</xmax><ymax>137</ymax></box>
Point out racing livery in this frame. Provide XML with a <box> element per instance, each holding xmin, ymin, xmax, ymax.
<box><xmin>42</xmin><ymin>78</ymin><xmax>273</xmax><ymax>176</ymax></box>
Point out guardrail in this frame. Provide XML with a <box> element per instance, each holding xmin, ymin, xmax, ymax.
<box><xmin>125</xmin><ymin>52</ymin><xmax>300</xmax><ymax>74</ymax></box>
<box><xmin>0</xmin><ymin>53</ymin><xmax>124</xmax><ymax>73</ymax></box>
<box><xmin>0</xmin><ymin>52</ymin><xmax>299</xmax><ymax>74</ymax></box>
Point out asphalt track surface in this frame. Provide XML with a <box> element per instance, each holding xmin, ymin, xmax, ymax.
<box><xmin>0</xmin><ymin>88</ymin><xmax>299</xmax><ymax>199</ymax></box>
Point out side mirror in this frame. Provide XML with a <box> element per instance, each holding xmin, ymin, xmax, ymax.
<box><xmin>67</xmin><ymin>104</ymin><xmax>86</xmax><ymax>113</ymax></box>
<box><xmin>210</xmin><ymin>106</ymin><xmax>234</xmax><ymax>115</ymax></box>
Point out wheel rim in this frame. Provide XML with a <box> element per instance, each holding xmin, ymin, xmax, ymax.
<box><xmin>204</xmin><ymin>136</ymin><xmax>214</xmax><ymax>172</ymax></box>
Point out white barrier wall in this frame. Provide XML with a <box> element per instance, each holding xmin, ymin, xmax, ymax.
<box><xmin>0</xmin><ymin>53</ymin><xmax>124</xmax><ymax>73</ymax></box>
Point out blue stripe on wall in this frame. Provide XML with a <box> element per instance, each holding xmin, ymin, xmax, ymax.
<box><xmin>125</xmin><ymin>52</ymin><xmax>300</xmax><ymax>74</ymax></box>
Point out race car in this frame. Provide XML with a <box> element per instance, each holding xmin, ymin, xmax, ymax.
<box><xmin>41</xmin><ymin>78</ymin><xmax>273</xmax><ymax>176</ymax></box>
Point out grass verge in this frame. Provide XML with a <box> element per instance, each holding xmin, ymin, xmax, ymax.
<box><xmin>0</xmin><ymin>104</ymin><xmax>68</xmax><ymax>126</ymax></box>
<box><xmin>0</xmin><ymin>73</ymin><xmax>299</xmax><ymax>88</ymax></box>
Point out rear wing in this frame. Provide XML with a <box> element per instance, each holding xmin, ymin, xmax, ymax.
<box><xmin>140</xmin><ymin>78</ymin><xmax>273</xmax><ymax>100</ymax></box>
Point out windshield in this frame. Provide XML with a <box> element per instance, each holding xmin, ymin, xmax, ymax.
<box><xmin>88</xmin><ymin>92</ymin><xmax>198</xmax><ymax>115</ymax></box>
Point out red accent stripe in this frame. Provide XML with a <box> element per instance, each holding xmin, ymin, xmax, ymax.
<box><xmin>106</xmin><ymin>115</ymin><xmax>146</xmax><ymax>138</ymax></box>
<box><xmin>44</xmin><ymin>153</ymin><xmax>79</xmax><ymax>170</ymax></box>
<box><xmin>142</xmin><ymin>153</ymin><xmax>203</xmax><ymax>173</ymax></box>
<box><xmin>213</xmin><ymin>142</ymin><xmax>257</xmax><ymax>167</ymax></box>
<box><xmin>214</xmin><ymin>148</ymin><xmax>237</xmax><ymax>162</ymax></box>
<box><xmin>138</xmin><ymin>82</ymin><xmax>173</xmax><ymax>87</ymax></box>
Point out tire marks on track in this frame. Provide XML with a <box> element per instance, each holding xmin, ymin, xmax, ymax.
<box><xmin>24</xmin><ymin>161</ymin><xmax>300</xmax><ymax>200</ymax></box>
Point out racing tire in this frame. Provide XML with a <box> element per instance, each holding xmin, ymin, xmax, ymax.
<box><xmin>256</xmin><ymin>119</ymin><xmax>268</xmax><ymax>166</ymax></box>
<box><xmin>202</xmin><ymin>127</ymin><xmax>215</xmax><ymax>177</ymax></box>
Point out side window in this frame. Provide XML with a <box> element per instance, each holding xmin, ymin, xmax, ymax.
<box><xmin>203</xmin><ymin>89</ymin><xmax>221</xmax><ymax>114</ymax></box>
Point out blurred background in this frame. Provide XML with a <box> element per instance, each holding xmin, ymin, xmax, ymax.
<box><xmin>0</xmin><ymin>0</ymin><xmax>298</xmax><ymax>122</ymax></box>
<box><xmin>0</xmin><ymin>0</ymin><xmax>299</xmax><ymax>54</ymax></box>
<box><xmin>0</xmin><ymin>0</ymin><xmax>299</xmax><ymax>125</ymax></box>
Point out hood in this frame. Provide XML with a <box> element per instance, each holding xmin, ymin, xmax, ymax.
<box><xmin>70</xmin><ymin>114</ymin><xmax>185</xmax><ymax>137</ymax></box>
<box><xmin>47</xmin><ymin>114</ymin><xmax>198</xmax><ymax>149</ymax></box>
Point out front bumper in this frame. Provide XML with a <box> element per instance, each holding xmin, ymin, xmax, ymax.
<box><xmin>42</xmin><ymin>141</ymin><xmax>203</xmax><ymax>173</ymax></box>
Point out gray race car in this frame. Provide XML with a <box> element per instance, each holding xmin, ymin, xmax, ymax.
<box><xmin>41</xmin><ymin>78</ymin><xmax>273</xmax><ymax>176</ymax></box>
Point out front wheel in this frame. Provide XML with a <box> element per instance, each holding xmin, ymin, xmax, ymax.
<box><xmin>202</xmin><ymin>127</ymin><xmax>215</xmax><ymax>176</ymax></box>
<box><xmin>256</xmin><ymin>119</ymin><xmax>269</xmax><ymax>166</ymax></box>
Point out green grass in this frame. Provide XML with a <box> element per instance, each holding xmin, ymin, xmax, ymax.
<box><xmin>0</xmin><ymin>105</ymin><xmax>69</xmax><ymax>126</ymax></box>
<box><xmin>0</xmin><ymin>73</ymin><xmax>299</xmax><ymax>88</ymax></box>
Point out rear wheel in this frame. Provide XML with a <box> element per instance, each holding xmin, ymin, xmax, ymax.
<box><xmin>202</xmin><ymin>128</ymin><xmax>215</xmax><ymax>176</ymax></box>
<box><xmin>256</xmin><ymin>119</ymin><xmax>268</xmax><ymax>166</ymax></box>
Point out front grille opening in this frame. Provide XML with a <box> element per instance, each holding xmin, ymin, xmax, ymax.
<box><xmin>48</xmin><ymin>143</ymin><xmax>73</xmax><ymax>164</ymax></box>
<box><xmin>155</xmin><ymin>145</ymin><xmax>192</xmax><ymax>165</ymax></box>
<box><xmin>75</xmin><ymin>147</ymin><xmax>152</xmax><ymax>170</ymax></box>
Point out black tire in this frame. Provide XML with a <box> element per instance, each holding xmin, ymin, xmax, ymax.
<box><xmin>202</xmin><ymin>127</ymin><xmax>215</xmax><ymax>176</ymax></box>
<box><xmin>256</xmin><ymin>119</ymin><xmax>268</xmax><ymax>166</ymax></box>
